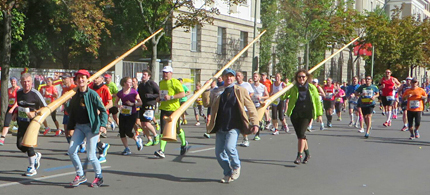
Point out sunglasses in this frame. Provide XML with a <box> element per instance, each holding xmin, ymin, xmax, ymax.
<box><xmin>366</xmin><ymin>78</ymin><xmax>372</xmax><ymax>80</ymax></box>
<box><xmin>297</xmin><ymin>76</ymin><xmax>306</xmax><ymax>78</ymax></box>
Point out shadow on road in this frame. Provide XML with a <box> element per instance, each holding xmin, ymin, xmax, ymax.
<box><xmin>103</xmin><ymin>169</ymin><xmax>218</xmax><ymax>183</ymax></box>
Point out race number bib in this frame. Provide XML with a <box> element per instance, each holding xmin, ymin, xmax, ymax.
<box><xmin>160</xmin><ymin>90</ymin><xmax>168</xmax><ymax>101</ymax></box>
<box><xmin>361</xmin><ymin>89</ymin><xmax>374</xmax><ymax>104</ymax></box>
<box><xmin>143</xmin><ymin>109</ymin><xmax>154</xmax><ymax>120</ymax></box>
<box><xmin>8</xmin><ymin>98</ymin><xmax>15</xmax><ymax>105</ymax></box>
<box><xmin>121</xmin><ymin>106</ymin><xmax>132</xmax><ymax>116</ymax></box>
<box><xmin>44</xmin><ymin>97</ymin><xmax>52</xmax><ymax>104</ymax></box>
<box><xmin>349</xmin><ymin>97</ymin><xmax>358</xmax><ymax>104</ymax></box>
<box><xmin>409</xmin><ymin>100</ymin><xmax>420</xmax><ymax>109</ymax></box>
<box><xmin>335</xmin><ymin>97</ymin><xmax>342</xmax><ymax>102</ymax></box>
<box><xmin>18</xmin><ymin>106</ymin><xmax>30</xmax><ymax>122</ymax></box>
<box><xmin>272</xmin><ymin>98</ymin><xmax>280</xmax><ymax>106</ymax></box>
<box><xmin>386</xmin><ymin>95</ymin><xmax>395</xmax><ymax>101</ymax></box>
<box><xmin>325</xmin><ymin>93</ymin><xmax>333</xmax><ymax>99</ymax></box>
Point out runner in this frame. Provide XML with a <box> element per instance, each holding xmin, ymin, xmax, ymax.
<box><xmin>323</xmin><ymin>78</ymin><xmax>336</xmax><ymax>127</ymax></box>
<box><xmin>137</xmin><ymin>69</ymin><xmax>160</xmax><ymax>147</ymax></box>
<box><xmin>67</xmin><ymin>69</ymin><xmax>107</xmax><ymax>187</ymax></box>
<box><xmin>379</xmin><ymin>69</ymin><xmax>401</xmax><ymax>127</ymax></box>
<box><xmin>346</xmin><ymin>77</ymin><xmax>360</xmax><ymax>127</ymax></box>
<box><xmin>206</xmin><ymin>68</ymin><xmax>259</xmax><ymax>183</ymax></box>
<box><xmin>235</xmin><ymin>71</ymin><xmax>254</xmax><ymax>147</ymax></box>
<box><xmin>178</xmin><ymin>78</ymin><xmax>191</xmax><ymax>125</ymax></box>
<box><xmin>105</xmin><ymin>74</ymin><xmax>119</xmax><ymax>130</ymax></box>
<box><xmin>398</xmin><ymin>77</ymin><xmax>412</xmax><ymax>131</ymax></box>
<box><xmin>0</xmin><ymin>77</ymin><xmax>20</xmax><ymax>145</ymax></box>
<box><xmin>402</xmin><ymin>78</ymin><xmax>427</xmax><ymax>140</ymax></box>
<box><xmin>356</xmin><ymin>76</ymin><xmax>379</xmax><ymax>138</ymax></box>
<box><xmin>154</xmin><ymin>66</ymin><xmax>189</xmax><ymax>158</ymax></box>
<box><xmin>13</xmin><ymin>73</ymin><xmax>46</xmax><ymax>176</ymax></box>
<box><xmin>334</xmin><ymin>82</ymin><xmax>345</xmax><ymax>121</ymax></box>
<box><xmin>132</xmin><ymin>77</ymin><xmax>143</xmax><ymax>135</ymax></box>
<box><xmin>193</xmin><ymin>82</ymin><xmax>206</xmax><ymax>126</ymax></box>
<box><xmin>260</xmin><ymin>72</ymin><xmax>272</xmax><ymax>129</ymax></box>
<box><xmin>271</xmin><ymin>73</ymin><xmax>289</xmax><ymax>135</ymax></box>
<box><xmin>282</xmin><ymin>69</ymin><xmax>323</xmax><ymax>164</ymax></box>
<box><xmin>308</xmin><ymin>79</ymin><xmax>325</xmax><ymax>131</ymax></box>
<box><xmin>251</xmin><ymin>72</ymin><xmax>269</xmax><ymax>141</ymax></box>
<box><xmin>115</xmin><ymin>77</ymin><xmax>144</xmax><ymax>155</ymax></box>
<box><xmin>58</xmin><ymin>74</ymin><xmax>77</xmax><ymax>138</ymax></box>
<box><xmin>40</xmin><ymin>77</ymin><xmax>60</xmax><ymax>135</ymax></box>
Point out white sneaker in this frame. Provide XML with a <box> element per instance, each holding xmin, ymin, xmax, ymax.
<box><xmin>355</xmin><ymin>123</ymin><xmax>360</xmax><ymax>128</ymax></box>
<box><xmin>34</xmin><ymin>152</ymin><xmax>42</xmax><ymax>169</ymax></box>
<box><xmin>220</xmin><ymin>175</ymin><xmax>232</xmax><ymax>183</ymax></box>
<box><xmin>240</xmin><ymin>140</ymin><xmax>250</xmax><ymax>147</ymax></box>
<box><xmin>272</xmin><ymin>130</ymin><xmax>279</xmax><ymax>135</ymax></box>
<box><xmin>231</xmin><ymin>167</ymin><xmax>241</xmax><ymax>180</ymax></box>
<box><xmin>25</xmin><ymin>167</ymin><xmax>37</xmax><ymax>177</ymax></box>
<box><xmin>195</xmin><ymin>122</ymin><xmax>201</xmax><ymax>126</ymax></box>
<box><xmin>358</xmin><ymin>128</ymin><xmax>365</xmax><ymax>133</ymax></box>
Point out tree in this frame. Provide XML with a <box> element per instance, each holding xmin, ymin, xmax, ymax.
<box><xmin>259</xmin><ymin>0</ymin><xmax>278</xmax><ymax>73</ymax></box>
<box><xmin>137</xmin><ymin>0</ymin><xmax>245</xmax><ymax>74</ymax></box>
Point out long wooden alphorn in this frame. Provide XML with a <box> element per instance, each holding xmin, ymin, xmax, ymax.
<box><xmin>161</xmin><ymin>30</ymin><xmax>267</xmax><ymax>141</ymax></box>
<box><xmin>256</xmin><ymin>37</ymin><xmax>360</xmax><ymax>120</ymax></box>
<box><xmin>22</xmin><ymin>28</ymin><xmax>164</xmax><ymax>147</ymax></box>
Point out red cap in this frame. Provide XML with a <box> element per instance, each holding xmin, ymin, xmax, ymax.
<box><xmin>104</xmin><ymin>73</ymin><xmax>112</xmax><ymax>78</ymax></box>
<box><xmin>75</xmin><ymin>69</ymin><xmax>91</xmax><ymax>78</ymax></box>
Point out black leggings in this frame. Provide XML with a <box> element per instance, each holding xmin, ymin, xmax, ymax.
<box><xmin>272</xmin><ymin>100</ymin><xmax>285</xmax><ymax>121</ymax></box>
<box><xmin>16</xmin><ymin>121</ymin><xmax>36</xmax><ymax>157</ymax></box>
<box><xmin>291</xmin><ymin>113</ymin><xmax>311</xmax><ymax>139</ymax></box>
<box><xmin>407</xmin><ymin>111</ymin><xmax>422</xmax><ymax>128</ymax></box>
<box><xmin>3</xmin><ymin>106</ymin><xmax>15</xmax><ymax>127</ymax></box>
<box><xmin>119</xmin><ymin>113</ymin><xmax>138</xmax><ymax>138</ymax></box>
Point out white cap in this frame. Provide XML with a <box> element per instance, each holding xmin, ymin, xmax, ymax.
<box><xmin>312</xmin><ymin>79</ymin><xmax>319</xmax><ymax>83</ymax></box>
<box><xmin>162</xmin><ymin>66</ymin><xmax>173</xmax><ymax>73</ymax></box>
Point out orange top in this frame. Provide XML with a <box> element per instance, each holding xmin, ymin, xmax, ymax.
<box><xmin>260</xmin><ymin>79</ymin><xmax>272</xmax><ymax>94</ymax></box>
<box><xmin>40</xmin><ymin>85</ymin><xmax>58</xmax><ymax>104</ymax></box>
<box><xmin>402</xmin><ymin>88</ymin><xmax>427</xmax><ymax>111</ymax></box>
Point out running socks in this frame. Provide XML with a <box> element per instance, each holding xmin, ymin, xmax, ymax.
<box><xmin>160</xmin><ymin>135</ymin><xmax>167</xmax><ymax>152</ymax></box>
<box><xmin>304</xmin><ymin>149</ymin><xmax>310</xmax><ymax>157</ymax></box>
<box><xmin>387</xmin><ymin>111</ymin><xmax>392</xmax><ymax>121</ymax></box>
<box><xmin>178</xmin><ymin>129</ymin><xmax>186</xmax><ymax>146</ymax></box>
<box><xmin>29</xmin><ymin>155</ymin><xmax>37</xmax><ymax>168</ymax></box>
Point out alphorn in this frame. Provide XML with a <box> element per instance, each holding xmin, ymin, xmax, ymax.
<box><xmin>21</xmin><ymin>28</ymin><xmax>164</xmax><ymax>147</ymax></box>
<box><xmin>256</xmin><ymin>37</ymin><xmax>360</xmax><ymax>120</ymax></box>
<box><xmin>161</xmin><ymin>30</ymin><xmax>267</xmax><ymax>141</ymax></box>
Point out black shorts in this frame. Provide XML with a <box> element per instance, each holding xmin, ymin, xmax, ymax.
<box><xmin>323</xmin><ymin>100</ymin><xmax>334</xmax><ymax>110</ymax></box>
<box><xmin>119</xmin><ymin>113</ymin><xmax>138</xmax><ymax>138</ymax></box>
<box><xmin>361</xmin><ymin>106</ymin><xmax>374</xmax><ymax>116</ymax></box>
<box><xmin>3</xmin><ymin>107</ymin><xmax>16</xmax><ymax>127</ymax></box>
<box><xmin>109</xmin><ymin>106</ymin><xmax>119</xmax><ymax>115</ymax></box>
<box><xmin>401</xmin><ymin>101</ymin><xmax>408</xmax><ymax>111</ymax></box>
<box><xmin>381</xmin><ymin>96</ymin><xmax>394</xmax><ymax>106</ymax></box>
<box><xmin>291</xmin><ymin>112</ymin><xmax>311</xmax><ymax>139</ymax></box>
<box><xmin>407</xmin><ymin>111</ymin><xmax>422</xmax><ymax>128</ymax></box>
<box><xmin>139</xmin><ymin>105</ymin><xmax>156</xmax><ymax>122</ymax></box>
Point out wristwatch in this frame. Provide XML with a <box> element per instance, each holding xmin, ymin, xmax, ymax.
<box><xmin>171</xmin><ymin>95</ymin><xmax>174</xmax><ymax>100</ymax></box>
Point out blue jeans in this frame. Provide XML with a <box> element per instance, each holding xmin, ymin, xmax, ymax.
<box><xmin>215</xmin><ymin>129</ymin><xmax>241</xmax><ymax>176</ymax></box>
<box><xmin>68</xmin><ymin>123</ymin><xmax>101</xmax><ymax>177</ymax></box>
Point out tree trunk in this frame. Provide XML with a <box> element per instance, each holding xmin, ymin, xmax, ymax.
<box><xmin>1</xmin><ymin>10</ymin><xmax>12</xmax><ymax>126</ymax></box>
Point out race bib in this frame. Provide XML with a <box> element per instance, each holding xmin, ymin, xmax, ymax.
<box><xmin>325</xmin><ymin>93</ymin><xmax>333</xmax><ymax>99</ymax></box>
<box><xmin>8</xmin><ymin>98</ymin><xmax>15</xmax><ymax>105</ymax></box>
<box><xmin>409</xmin><ymin>100</ymin><xmax>420</xmax><ymax>109</ymax></box>
<box><xmin>160</xmin><ymin>90</ymin><xmax>168</xmax><ymax>101</ymax></box>
<box><xmin>386</xmin><ymin>95</ymin><xmax>395</xmax><ymax>101</ymax></box>
<box><xmin>335</xmin><ymin>97</ymin><xmax>342</xmax><ymax>102</ymax></box>
<box><xmin>272</xmin><ymin>98</ymin><xmax>280</xmax><ymax>106</ymax></box>
<box><xmin>143</xmin><ymin>109</ymin><xmax>154</xmax><ymax>120</ymax></box>
<box><xmin>121</xmin><ymin>106</ymin><xmax>132</xmax><ymax>116</ymax></box>
<box><xmin>18</xmin><ymin>106</ymin><xmax>30</xmax><ymax>122</ymax></box>
<box><xmin>349</xmin><ymin>97</ymin><xmax>358</xmax><ymax>104</ymax></box>
<box><xmin>44</xmin><ymin>97</ymin><xmax>52</xmax><ymax>104</ymax></box>
<box><xmin>361</xmin><ymin>89</ymin><xmax>374</xmax><ymax>104</ymax></box>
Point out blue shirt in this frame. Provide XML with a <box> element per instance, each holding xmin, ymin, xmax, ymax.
<box><xmin>346</xmin><ymin>84</ymin><xmax>360</xmax><ymax>97</ymax></box>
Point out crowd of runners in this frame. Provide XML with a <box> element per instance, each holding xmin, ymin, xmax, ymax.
<box><xmin>1</xmin><ymin>67</ymin><xmax>429</xmax><ymax>185</ymax></box>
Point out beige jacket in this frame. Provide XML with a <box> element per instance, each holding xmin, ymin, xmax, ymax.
<box><xmin>207</xmin><ymin>85</ymin><xmax>258</xmax><ymax>134</ymax></box>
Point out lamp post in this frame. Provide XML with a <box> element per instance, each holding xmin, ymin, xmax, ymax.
<box><xmin>252</xmin><ymin>0</ymin><xmax>258</xmax><ymax>72</ymax></box>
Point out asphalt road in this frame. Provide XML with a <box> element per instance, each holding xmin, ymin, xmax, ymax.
<box><xmin>1</xmin><ymin>108</ymin><xmax>430</xmax><ymax>195</ymax></box>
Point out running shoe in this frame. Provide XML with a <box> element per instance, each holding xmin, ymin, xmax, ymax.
<box><xmin>231</xmin><ymin>167</ymin><xmax>241</xmax><ymax>180</ymax></box>
<box><xmin>100</xmin><ymin>133</ymin><xmax>107</xmax><ymax>138</ymax></box>
<box><xmin>348</xmin><ymin>122</ymin><xmax>353</xmax><ymax>127</ymax></box>
<box><xmin>144</xmin><ymin>140</ymin><xmax>154</xmax><ymax>147</ymax></box>
<box><xmin>383</xmin><ymin>122</ymin><xmax>389</xmax><ymax>127</ymax></box>
<box><xmin>98</xmin><ymin>156</ymin><xmax>107</xmax><ymax>164</ymax></box>
<box><xmin>154</xmin><ymin>150</ymin><xmax>165</xmax><ymax>158</ymax></box>
<box><xmin>265</xmin><ymin>123</ymin><xmax>271</xmax><ymax>130</ymax></box>
<box><xmin>79</xmin><ymin>142</ymin><xmax>86</xmax><ymax>153</ymax></box>
<box><xmin>180</xmin><ymin>141</ymin><xmax>189</xmax><ymax>155</ymax></box>
<box><xmin>25</xmin><ymin>167</ymin><xmax>37</xmax><ymax>177</ymax></box>
<box><xmin>154</xmin><ymin>134</ymin><xmax>160</xmax><ymax>145</ymax></box>
<box><xmin>272</xmin><ymin>130</ymin><xmax>279</xmax><ymax>135</ymax></box>
<box><xmin>337</xmin><ymin>118</ymin><xmax>342</xmax><ymax>121</ymax></box>
<box><xmin>195</xmin><ymin>122</ymin><xmax>201</xmax><ymax>126</ymax></box>
<box><xmin>71</xmin><ymin>175</ymin><xmax>87</xmax><ymax>187</ymax></box>
<box><xmin>55</xmin><ymin>129</ymin><xmax>63</xmax><ymax>136</ymax></box>
<box><xmin>401</xmin><ymin>126</ymin><xmax>408</xmax><ymax>131</ymax></box>
<box><xmin>253</xmin><ymin>135</ymin><xmax>260</xmax><ymax>141</ymax></box>
<box><xmin>155</xmin><ymin>123</ymin><xmax>160</xmax><ymax>131</ymax></box>
<box><xmin>122</xmin><ymin>148</ymin><xmax>131</xmax><ymax>155</ymax></box>
<box><xmin>136</xmin><ymin>137</ymin><xmax>143</xmax><ymax>151</ymax></box>
<box><xmin>102</xmin><ymin>143</ymin><xmax>110</xmax><ymax>157</ymax></box>
<box><xmin>409</xmin><ymin>134</ymin><xmax>415</xmax><ymax>140</ymax></box>
<box><xmin>303</xmin><ymin>154</ymin><xmax>311</xmax><ymax>164</ymax></box>
<box><xmin>354</xmin><ymin>123</ymin><xmax>360</xmax><ymax>128</ymax></box>
<box><xmin>90</xmin><ymin>176</ymin><xmax>103</xmax><ymax>187</ymax></box>
<box><xmin>364</xmin><ymin>132</ymin><xmax>370</xmax><ymax>138</ymax></box>
<box><xmin>0</xmin><ymin>139</ymin><xmax>4</xmax><ymax>146</ymax></box>
<box><xmin>393</xmin><ymin>114</ymin><xmax>397</xmax><ymax>119</ymax></box>
<box><xmin>34</xmin><ymin>152</ymin><xmax>42</xmax><ymax>169</ymax></box>
<box><xmin>110</xmin><ymin>122</ymin><xmax>116</xmax><ymax>130</ymax></box>
<box><xmin>415</xmin><ymin>130</ymin><xmax>420</xmax><ymax>139</ymax></box>
<box><xmin>388</xmin><ymin>121</ymin><xmax>392</xmax><ymax>126</ymax></box>
<box><xmin>240</xmin><ymin>140</ymin><xmax>250</xmax><ymax>147</ymax></box>
<box><xmin>307</xmin><ymin>126</ymin><xmax>313</xmax><ymax>132</ymax></box>
<box><xmin>358</xmin><ymin>128</ymin><xmax>365</xmax><ymax>133</ymax></box>
<box><xmin>220</xmin><ymin>175</ymin><xmax>233</xmax><ymax>183</ymax></box>
<box><xmin>270</xmin><ymin>127</ymin><xmax>276</xmax><ymax>132</ymax></box>
<box><xmin>327</xmin><ymin>123</ymin><xmax>332</xmax><ymax>128</ymax></box>
<box><xmin>182</xmin><ymin>119</ymin><xmax>188</xmax><ymax>125</ymax></box>
<box><xmin>320</xmin><ymin>124</ymin><xmax>325</xmax><ymax>131</ymax></box>
<box><xmin>203</xmin><ymin>133</ymin><xmax>210</xmax><ymax>138</ymax></box>
<box><xmin>382</xmin><ymin>112</ymin><xmax>385</xmax><ymax>116</ymax></box>
<box><xmin>283</xmin><ymin>125</ymin><xmax>290</xmax><ymax>133</ymax></box>
<box><xmin>43</xmin><ymin>127</ymin><xmax>51</xmax><ymax>136</ymax></box>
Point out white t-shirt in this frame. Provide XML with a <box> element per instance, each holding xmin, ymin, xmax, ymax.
<box><xmin>236</xmin><ymin>82</ymin><xmax>254</xmax><ymax>95</ymax></box>
<box><xmin>251</xmin><ymin>84</ymin><xmax>266</xmax><ymax>108</ymax></box>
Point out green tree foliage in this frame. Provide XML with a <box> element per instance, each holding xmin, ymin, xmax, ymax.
<box><xmin>259</xmin><ymin>0</ymin><xmax>278</xmax><ymax>73</ymax></box>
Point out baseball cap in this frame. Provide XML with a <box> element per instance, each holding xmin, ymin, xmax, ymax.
<box><xmin>406</xmin><ymin>77</ymin><xmax>412</xmax><ymax>80</ymax></box>
<box><xmin>178</xmin><ymin>78</ymin><xmax>183</xmax><ymax>81</ymax></box>
<box><xmin>261</xmin><ymin>72</ymin><xmax>267</xmax><ymax>76</ymax></box>
<box><xmin>162</xmin><ymin>66</ymin><xmax>173</xmax><ymax>73</ymax></box>
<box><xmin>412</xmin><ymin>77</ymin><xmax>418</xmax><ymax>82</ymax></box>
<box><xmin>222</xmin><ymin>68</ymin><xmax>236</xmax><ymax>76</ymax></box>
<box><xmin>104</xmin><ymin>73</ymin><xmax>112</xmax><ymax>78</ymax></box>
<box><xmin>312</xmin><ymin>79</ymin><xmax>319</xmax><ymax>83</ymax></box>
<box><xmin>61</xmin><ymin>73</ymin><xmax>72</xmax><ymax>79</ymax></box>
<box><xmin>75</xmin><ymin>69</ymin><xmax>91</xmax><ymax>78</ymax></box>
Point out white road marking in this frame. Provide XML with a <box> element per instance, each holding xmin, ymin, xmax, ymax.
<box><xmin>0</xmin><ymin>166</ymin><xmax>111</xmax><ymax>188</ymax></box>
<box><xmin>189</xmin><ymin>147</ymin><xmax>215</xmax><ymax>153</ymax></box>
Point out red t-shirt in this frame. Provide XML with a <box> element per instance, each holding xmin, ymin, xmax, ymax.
<box><xmin>40</xmin><ymin>85</ymin><xmax>58</xmax><ymax>104</ymax></box>
<box><xmin>89</xmin><ymin>84</ymin><xmax>112</xmax><ymax>114</ymax></box>
<box><xmin>323</xmin><ymin>85</ymin><xmax>335</xmax><ymax>101</ymax></box>
<box><xmin>381</xmin><ymin>76</ymin><xmax>395</xmax><ymax>96</ymax></box>
<box><xmin>8</xmin><ymin>87</ymin><xmax>19</xmax><ymax>107</ymax></box>
<box><xmin>260</xmin><ymin>79</ymin><xmax>272</xmax><ymax>94</ymax></box>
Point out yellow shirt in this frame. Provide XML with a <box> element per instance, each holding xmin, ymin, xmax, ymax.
<box><xmin>194</xmin><ymin>90</ymin><xmax>203</xmax><ymax>106</ymax></box>
<box><xmin>159</xmin><ymin>78</ymin><xmax>184</xmax><ymax>111</ymax></box>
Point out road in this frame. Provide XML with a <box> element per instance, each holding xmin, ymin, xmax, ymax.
<box><xmin>1</xmin><ymin>109</ymin><xmax>430</xmax><ymax>195</ymax></box>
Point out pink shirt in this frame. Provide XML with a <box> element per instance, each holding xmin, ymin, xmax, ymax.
<box><xmin>335</xmin><ymin>89</ymin><xmax>345</xmax><ymax>103</ymax></box>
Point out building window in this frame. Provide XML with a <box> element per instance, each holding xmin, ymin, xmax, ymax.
<box><xmin>217</xmin><ymin>27</ymin><xmax>226</xmax><ymax>55</ymax></box>
<box><xmin>190</xmin><ymin>69</ymin><xmax>201</xmax><ymax>92</ymax></box>
<box><xmin>190</xmin><ymin>25</ymin><xmax>201</xmax><ymax>52</ymax></box>
<box><xmin>240</xmin><ymin>31</ymin><xmax>248</xmax><ymax>57</ymax></box>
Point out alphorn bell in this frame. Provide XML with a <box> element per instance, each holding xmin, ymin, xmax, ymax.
<box><xmin>161</xmin><ymin>30</ymin><xmax>267</xmax><ymax>141</ymax></box>
<box><xmin>21</xmin><ymin>29</ymin><xmax>164</xmax><ymax>147</ymax></box>
<box><xmin>256</xmin><ymin>37</ymin><xmax>360</xmax><ymax>120</ymax></box>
